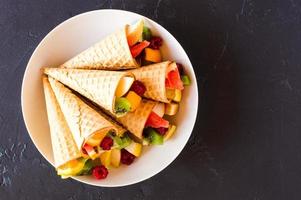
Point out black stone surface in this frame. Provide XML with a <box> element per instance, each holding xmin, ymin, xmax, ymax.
<box><xmin>1</xmin><ymin>0</ymin><xmax>301</xmax><ymax>199</ymax></box>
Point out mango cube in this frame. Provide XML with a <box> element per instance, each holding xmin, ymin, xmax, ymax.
<box><xmin>126</xmin><ymin>91</ymin><xmax>141</xmax><ymax>112</ymax></box>
<box><xmin>145</xmin><ymin>48</ymin><xmax>162</xmax><ymax>63</ymax></box>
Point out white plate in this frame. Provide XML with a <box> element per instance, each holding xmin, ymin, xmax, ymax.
<box><xmin>21</xmin><ymin>9</ymin><xmax>198</xmax><ymax>187</ymax></box>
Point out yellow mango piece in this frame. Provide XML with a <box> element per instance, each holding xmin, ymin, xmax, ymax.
<box><xmin>111</xmin><ymin>149</ymin><xmax>121</xmax><ymax>167</ymax></box>
<box><xmin>125</xmin><ymin>142</ymin><xmax>142</xmax><ymax>157</ymax></box>
<box><xmin>86</xmin><ymin>132</ymin><xmax>106</xmax><ymax>147</ymax></box>
<box><xmin>145</xmin><ymin>48</ymin><xmax>162</xmax><ymax>63</ymax></box>
<box><xmin>126</xmin><ymin>91</ymin><xmax>141</xmax><ymax>112</ymax></box>
<box><xmin>57</xmin><ymin>159</ymin><xmax>85</xmax><ymax>177</ymax></box>
<box><xmin>100</xmin><ymin>150</ymin><xmax>112</xmax><ymax>168</ymax></box>
<box><xmin>115</xmin><ymin>76</ymin><xmax>134</xmax><ymax>98</ymax></box>
<box><xmin>127</xmin><ymin>19</ymin><xmax>144</xmax><ymax>46</ymax></box>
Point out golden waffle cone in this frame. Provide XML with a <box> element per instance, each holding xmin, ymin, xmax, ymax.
<box><xmin>131</xmin><ymin>61</ymin><xmax>176</xmax><ymax>103</ymax></box>
<box><xmin>117</xmin><ymin>99</ymin><xmax>156</xmax><ymax>140</ymax></box>
<box><xmin>60</xmin><ymin>27</ymin><xmax>139</xmax><ymax>70</ymax></box>
<box><xmin>43</xmin><ymin>76</ymin><xmax>82</xmax><ymax>168</ymax></box>
<box><xmin>44</xmin><ymin>68</ymin><xmax>134</xmax><ymax>117</ymax></box>
<box><xmin>48</xmin><ymin>77</ymin><xmax>126</xmax><ymax>150</ymax></box>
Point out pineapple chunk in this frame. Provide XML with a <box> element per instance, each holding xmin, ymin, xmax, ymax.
<box><xmin>126</xmin><ymin>91</ymin><xmax>141</xmax><ymax>112</ymax></box>
<box><xmin>164</xmin><ymin>125</ymin><xmax>177</xmax><ymax>141</ymax></box>
<box><xmin>111</xmin><ymin>149</ymin><xmax>121</xmax><ymax>167</ymax></box>
<box><xmin>125</xmin><ymin>142</ymin><xmax>142</xmax><ymax>157</ymax></box>
<box><xmin>145</xmin><ymin>48</ymin><xmax>162</xmax><ymax>63</ymax></box>
<box><xmin>173</xmin><ymin>89</ymin><xmax>182</xmax><ymax>102</ymax></box>
<box><xmin>100</xmin><ymin>150</ymin><xmax>112</xmax><ymax>168</ymax></box>
<box><xmin>165</xmin><ymin>103</ymin><xmax>179</xmax><ymax>116</ymax></box>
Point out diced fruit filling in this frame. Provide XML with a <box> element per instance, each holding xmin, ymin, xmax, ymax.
<box><xmin>145</xmin><ymin>111</ymin><xmax>169</xmax><ymax>128</ymax></box>
<box><xmin>152</xmin><ymin>103</ymin><xmax>165</xmax><ymax>117</ymax></box>
<box><xmin>100</xmin><ymin>136</ymin><xmax>114</xmax><ymax>150</ymax></box>
<box><xmin>83</xmin><ymin>144</ymin><xmax>98</xmax><ymax>160</ymax></box>
<box><xmin>100</xmin><ymin>150</ymin><xmax>112</xmax><ymax>168</ymax></box>
<box><xmin>130</xmin><ymin>80</ymin><xmax>146</xmax><ymax>96</ymax></box>
<box><xmin>165</xmin><ymin>67</ymin><xmax>184</xmax><ymax>90</ymax></box>
<box><xmin>92</xmin><ymin>165</ymin><xmax>108</xmax><ymax>179</ymax></box>
<box><xmin>121</xmin><ymin>149</ymin><xmax>136</xmax><ymax>165</ymax></box>
<box><xmin>144</xmin><ymin>48</ymin><xmax>161</xmax><ymax>63</ymax></box>
<box><xmin>111</xmin><ymin>149</ymin><xmax>121</xmax><ymax>167</ymax></box>
<box><xmin>115</xmin><ymin>97</ymin><xmax>131</xmax><ymax>114</ymax></box>
<box><xmin>115</xmin><ymin>77</ymin><xmax>145</xmax><ymax>114</ymax></box>
<box><xmin>142</xmin><ymin>26</ymin><xmax>152</xmax><ymax>41</ymax></box>
<box><xmin>165</xmin><ymin>103</ymin><xmax>179</xmax><ymax>116</ymax></box>
<box><xmin>181</xmin><ymin>75</ymin><xmax>191</xmax><ymax>86</ymax></box>
<box><xmin>164</xmin><ymin>125</ymin><xmax>177</xmax><ymax>141</ymax></box>
<box><xmin>149</xmin><ymin>37</ymin><xmax>163</xmax><ymax>49</ymax></box>
<box><xmin>130</xmin><ymin>41</ymin><xmax>150</xmax><ymax>58</ymax></box>
<box><xmin>126</xmin><ymin>91</ymin><xmax>141</xmax><ymax>112</ymax></box>
<box><xmin>143</xmin><ymin>128</ymin><xmax>164</xmax><ymax>145</ymax></box>
<box><xmin>155</xmin><ymin>127</ymin><xmax>168</xmax><ymax>136</ymax></box>
<box><xmin>125</xmin><ymin>142</ymin><xmax>142</xmax><ymax>157</ymax></box>
<box><xmin>127</xmin><ymin>19</ymin><xmax>144</xmax><ymax>47</ymax></box>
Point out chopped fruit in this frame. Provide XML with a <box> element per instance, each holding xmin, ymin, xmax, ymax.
<box><xmin>130</xmin><ymin>40</ymin><xmax>150</xmax><ymax>58</ymax></box>
<box><xmin>100</xmin><ymin>136</ymin><xmax>114</xmax><ymax>150</ymax></box>
<box><xmin>181</xmin><ymin>75</ymin><xmax>191</xmax><ymax>86</ymax></box>
<box><xmin>86</xmin><ymin>132</ymin><xmax>106</xmax><ymax>147</ymax></box>
<box><xmin>146</xmin><ymin>128</ymin><xmax>163</xmax><ymax>145</ymax></box>
<box><xmin>164</xmin><ymin>125</ymin><xmax>177</xmax><ymax>141</ymax></box>
<box><xmin>121</xmin><ymin>149</ymin><xmax>136</xmax><ymax>165</ymax></box>
<box><xmin>149</xmin><ymin>36</ymin><xmax>163</xmax><ymax>49</ymax></box>
<box><xmin>155</xmin><ymin>127</ymin><xmax>168</xmax><ymax>135</ymax></box>
<box><xmin>111</xmin><ymin>149</ymin><xmax>121</xmax><ymax>167</ymax></box>
<box><xmin>115</xmin><ymin>76</ymin><xmax>135</xmax><ymax>98</ymax></box>
<box><xmin>113</xmin><ymin>135</ymin><xmax>132</xmax><ymax>149</ymax></box>
<box><xmin>166</xmin><ymin>68</ymin><xmax>184</xmax><ymax>90</ymax></box>
<box><xmin>173</xmin><ymin>89</ymin><xmax>182</xmax><ymax>102</ymax></box>
<box><xmin>57</xmin><ymin>159</ymin><xmax>86</xmax><ymax>177</ymax></box>
<box><xmin>152</xmin><ymin>103</ymin><xmax>165</xmax><ymax>117</ymax></box>
<box><xmin>83</xmin><ymin>144</ymin><xmax>98</xmax><ymax>160</ymax></box>
<box><xmin>130</xmin><ymin>80</ymin><xmax>146</xmax><ymax>96</ymax></box>
<box><xmin>165</xmin><ymin>103</ymin><xmax>179</xmax><ymax>116</ymax></box>
<box><xmin>142</xmin><ymin>138</ymin><xmax>150</xmax><ymax>146</ymax></box>
<box><xmin>77</xmin><ymin>159</ymin><xmax>93</xmax><ymax>175</ymax></box>
<box><xmin>126</xmin><ymin>91</ymin><xmax>141</xmax><ymax>111</ymax></box>
<box><xmin>145</xmin><ymin>112</ymin><xmax>169</xmax><ymax>128</ymax></box>
<box><xmin>176</xmin><ymin>63</ymin><xmax>184</xmax><ymax>75</ymax></box>
<box><xmin>127</xmin><ymin>19</ymin><xmax>144</xmax><ymax>46</ymax></box>
<box><xmin>142</xmin><ymin>26</ymin><xmax>152</xmax><ymax>41</ymax></box>
<box><xmin>144</xmin><ymin>48</ymin><xmax>162</xmax><ymax>63</ymax></box>
<box><xmin>125</xmin><ymin>142</ymin><xmax>142</xmax><ymax>157</ymax></box>
<box><xmin>92</xmin><ymin>165</ymin><xmax>108</xmax><ymax>179</ymax></box>
<box><xmin>100</xmin><ymin>150</ymin><xmax>112</xmax><ymax>168</ymax></box>
<box><xmin>115</xmin><ymin>97</ymin><xmax>131</xmax><ymax>114</ymax></box>
<box><xmin>166</xmin><ymin>88</ymin><xmax>175</xmax><ymax>100</ymax></box>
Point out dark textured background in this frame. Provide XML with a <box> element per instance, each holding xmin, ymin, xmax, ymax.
<box><xmin>1</xmin><ymin>0</ymin><xmax>301</xmax><ymax>199</ymax></box>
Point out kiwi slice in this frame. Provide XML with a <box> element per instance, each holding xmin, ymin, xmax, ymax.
<box><xmin>144</xmin><ymin>128</ymin><xmax>163</xmax><ymax>145</ymax></box>
<box><xmin>142</xmin><ymin>26</ymin><xmax>152</xmax><ymax>41</ymax></box>
<box><xmin>115</xmin><ymin>97</ymin><xmax>131</xmax><ymax>114</ymax></box>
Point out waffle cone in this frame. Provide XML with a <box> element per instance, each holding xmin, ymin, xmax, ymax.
<box><xmin>131</xmin><ymin>61</ymin><xmax>175</xmax><ymax>103</ymax></box>
<box><xmin>44</xmin><ymin>68</ymin><xmax>134</xmax><ymax>117</ymax></box>
<box><xmin>48</xmin><ymin>77</ymin><xmax>126</xmax><ymax>149</ymax></box>
<box><xmin>117</xmin><ymin>99</ymin><xmax>156</xmax><ymax>140</ymax></box>
<box><xmin>43</xmin><ymin>76</ymin><xmax>82</xmax><ymax>168</ymax></box>
<box><xmin>60</xmin><ymin>27</ymin><xmax>139</xmax><ymax>70</ymax></box>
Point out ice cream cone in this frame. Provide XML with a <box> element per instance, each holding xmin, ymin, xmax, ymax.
<box><xmin>48</xmin><ymin>77</ymin><xmax>126</xmax><ymax>150</ymax></box>
<box><xmin>60</xmin><ymin>27</ymin><xmax>139</xmax><ymax>70</ymax></box>
<box><xmin>117</xmin><ymin>99</ymin><xmax>156</xmax><ymax>140</ymax></box>
<box><xmin>44</xmin><ymin>68</ymin><xmax>134</xmax><ymax>117</ymax></box>
<box><xmin>131</xmin><ymin>61</ymin><xmax>175</xmax><ymax>103</ymax></box>
<box><xmin>42</xmin><ymin>76</ymin><xmax>82</xmax><ymax>168</ymax></box>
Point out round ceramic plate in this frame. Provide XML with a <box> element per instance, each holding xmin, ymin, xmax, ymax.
<box><xmin>21</xmin><ymin>9</ymin><xmax>198</xmax><ymax>187</ymax></box>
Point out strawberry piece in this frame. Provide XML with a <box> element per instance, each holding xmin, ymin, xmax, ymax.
<box><xmin>130</xmin><ymin>40</ymin><xmax>150</xmax><ymax>58</ymax></box>
<box><xmin>100</xmin><ymin>136</ymin><xmax>113</xmax><ymax>150</ymax></box>
<box><xmin>121</xmin><ymin>149</ymin><xmax>136</xmax><ymax>165</ymax></box>
<box><xmin>92</xmin><ymin>165</ymin><xmax>108</xmax><ymax>179</ymax></box>
<box><xmin>145</xmin><ymin>112</ymin><xmax>169</xmax><ymax>128</ymax></box>
<box><xmin>165</xmin><ymin>68</ymin><xmax>184</xmax><ymax>90</ymax></box>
